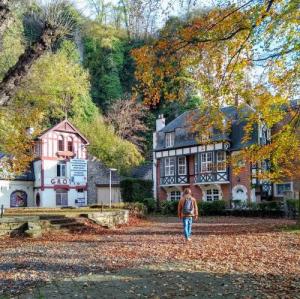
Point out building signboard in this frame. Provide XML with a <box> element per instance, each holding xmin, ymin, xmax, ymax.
<box><xmin>70</xmin><ymin>159</ymin><xmax>87</xmax><ymax>184</ymax></box>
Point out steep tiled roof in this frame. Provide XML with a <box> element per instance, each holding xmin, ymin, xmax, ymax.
<box><xmin>130</xmin><ymin>163</ymin><xmax>153</xmax><ymax>180</ymax></box>
<box><xmin>155</xmin><ymin>105</ymin><xmax>257</xmax><ymax>151</ymax></box>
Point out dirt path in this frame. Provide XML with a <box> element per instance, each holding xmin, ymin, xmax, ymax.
<box><xmin>1</xmin><ymin>217</ymin><xmax>299</xmax><ymax>299</ymax></box>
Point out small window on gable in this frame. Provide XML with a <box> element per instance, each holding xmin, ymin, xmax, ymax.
<box><xmin>58</xmin><ymin>135</ymin><xmax>64</xmax><ymax>151</ymax></box>
<box><xmin>165</xmin><ymin>132</ymin><xmax>175</xmax><ymax>148</ymax></box>
<box><xmin>67</xmin><ymin>137</ymin><xmax>73</xmax><ymax>152</ymax></box>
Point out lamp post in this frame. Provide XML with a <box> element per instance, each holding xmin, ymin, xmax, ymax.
<box><xmin>109</xmin><ymin>168</ymin><xmax>117</xmax><ymax>208</ymax></box>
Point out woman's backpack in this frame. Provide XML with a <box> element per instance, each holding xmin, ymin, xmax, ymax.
<box><xmin>183</xmin><ymin>197</ymin><xmax>194</xmax><ymax>215</ymax></box>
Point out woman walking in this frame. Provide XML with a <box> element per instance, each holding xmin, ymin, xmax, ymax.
<box><xmin>178</xmin><ymin>188</ymin><xmax>198</xmax><ymax>241</ymax></box>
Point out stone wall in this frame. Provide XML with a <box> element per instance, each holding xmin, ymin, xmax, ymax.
<box><xmin>87</xmin><ymin>210</ymin><xmax>129</xmax><ymax>228</ymax></box>
<box><xmin>0</xmin><ymin>216</ymin><xmax>39</xmax><ymax>236</ymax></box>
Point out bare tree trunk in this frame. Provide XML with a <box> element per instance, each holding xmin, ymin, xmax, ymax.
<box><xmin>119</xmin><ymin>0</ymin><xmax>130</xmax><ymax>38</ymax></box>
<box><xmin>0</xmin><ymin>23</ymin><xmax>60</xmax><ymax>106</ymax></box>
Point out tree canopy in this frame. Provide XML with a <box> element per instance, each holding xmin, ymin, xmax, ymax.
<box><xmin>132</xmin><ymin>0</ymin><xmax>300</xmax><ymax>180</ymax></box>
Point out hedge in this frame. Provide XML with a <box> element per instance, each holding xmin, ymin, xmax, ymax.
<box><xmin>198</xmin><ymin>200</ymin><xmax>226</xmax><ymax>216</ymax></box>
<box><xmin>228</xmin><ymin>201</ymin><xmax>284</xmax><ymax>217</ymax></box>
<box><xmin>286</xmin><ymin>199</ymin><xmax>300</xmax><ymax>218</ymax></box>
<box><xmin>160</xmin><ymin>200</ymin><xmax>178</xmax><ymax>215</ymax></box>
<box><xmin>160</xmin><ymin>200</ymin><xmax>227</xmax><ymax>216</ymax></box>
<box><xmin>120</xmin><ymin>178</ymin><xmax>153</xmax><ymax>202</ymax></box>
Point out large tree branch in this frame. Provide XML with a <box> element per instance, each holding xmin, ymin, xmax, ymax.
<box><xmin>0</xmin><ymin>23</ymin><xmax>60</xmax><ymax>106</ymax></box>
<box><xmin>252</xmin><ymin>47</ymin><xmax>298</xmax><ymax>62</ymax></box>
<box><xmin>163</xmin><ymin>0</ymin><xmax>277</xmax><ymax>57</ymax></box>
<box><xmin>0</xmin><ymin>0</ymin><xmax>74</xmax><ymax>106</ymax></box>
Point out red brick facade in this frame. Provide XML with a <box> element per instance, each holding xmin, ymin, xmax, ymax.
<box><xmin>156</xmin><ymin>152</ymin><xmax>252</xmax><ymax>203</ymax></box>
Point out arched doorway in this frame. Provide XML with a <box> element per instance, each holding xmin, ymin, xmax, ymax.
<box><xmin>232</xmin><ymin>185</ymin><xmax>248</xmax><ymax>201</ymax></box>
<box><xmin>10</xmin><ymin>190</ymin><xmax>27</xmax><ymax>207</ymax></box>
<box><xmin>36</xmin><ymin>193</ymin><xmax>41</xmax><ymax>207</ymax></box>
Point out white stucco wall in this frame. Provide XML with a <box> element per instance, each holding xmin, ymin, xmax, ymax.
<box><xmin>33</xmin><ymin>160</ymin><xmax>42</xmax><ymax>187</ymax></box>
<box><xmin>37</xmin><ymin>188</ymin><xmax>87</xmax><ymax>208</ymax></box>
<box><xmin>0</xmin><ymin>180</ymin><xmax>34</xmax><ymax>208</ymax></box>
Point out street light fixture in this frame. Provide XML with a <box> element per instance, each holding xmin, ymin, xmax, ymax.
<box><xmin>109</xmin><ymin>168</ymin><xmax>117</xmax><ymax>208</ymax></box>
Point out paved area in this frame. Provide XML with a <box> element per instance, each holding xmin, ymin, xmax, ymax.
<box><xmin>0</xmin><ymin>217</ymin><xmax>299</xmax><ymax>299</ymax></box>
<box><xmin>17</xmin><ymin>263</ymin><xmax>263</xmax><ymax>299</ymax></box>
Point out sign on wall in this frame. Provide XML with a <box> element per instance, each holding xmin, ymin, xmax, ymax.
<box><xmin>70</xmin><ymin>159</ymin><xmax>87</xmax><ymax>184</ymax></box>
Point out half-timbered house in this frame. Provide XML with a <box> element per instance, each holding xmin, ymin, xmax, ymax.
<box><xmin>0</xmin><ymin>119</ymin><xmax>89</xmax><ymax>208</ymax></box>
<box><xmin>153</xmin><ymin>105</ymin><xmax>275</xmax><ymax>204</ymax></box>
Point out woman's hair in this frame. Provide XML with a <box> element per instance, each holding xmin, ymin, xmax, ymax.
<box><xmin>183</xmin><ymin>188</ymin><xmax>192</xmax><ymax>196</ymax></box>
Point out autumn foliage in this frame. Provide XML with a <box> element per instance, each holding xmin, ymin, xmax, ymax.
<box><xmin>132</xmin><ymin>0</ymin><xmax>300</xmax><ymax>181</ymax></box>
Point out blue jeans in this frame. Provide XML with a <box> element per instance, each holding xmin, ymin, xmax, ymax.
<box><xmin>183</xmin><ymin>217</ymin><xmax>193</xmax><ymax>239</ymax></box>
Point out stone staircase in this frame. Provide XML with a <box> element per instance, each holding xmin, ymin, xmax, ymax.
<box><xmin>39</xmin><ymin>215</ymin><xmax>86</xmax><ymax>232</ymax></box>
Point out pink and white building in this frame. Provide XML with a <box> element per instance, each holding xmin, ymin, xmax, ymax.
<box><xmin>0</xmin><ymin>120</ymin><xmax>89</xmax><ymax>208</ymax></box>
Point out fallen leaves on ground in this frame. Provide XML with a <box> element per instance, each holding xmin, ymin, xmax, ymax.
<box><xmin>0</xmin><ymin>217</ymin><xmax>299</xmax><ymax>298</ymax></box>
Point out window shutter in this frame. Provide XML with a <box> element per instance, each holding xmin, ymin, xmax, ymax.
<box><xmin>57</xmin><ymin>164</ymin><xmax>60</xmax><ymax>177</ymax></box>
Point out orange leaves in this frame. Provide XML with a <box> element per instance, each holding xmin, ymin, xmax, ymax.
<box><xmin>1</xmin><ymin>217</ymin><xmax>299</xmax><ymax>297</ymax></box>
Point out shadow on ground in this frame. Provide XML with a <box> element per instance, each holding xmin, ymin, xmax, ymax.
<box><xmin>7</xmin><ymin>265</ymin><xmax>299</xmax><ymax>299</ymax></box>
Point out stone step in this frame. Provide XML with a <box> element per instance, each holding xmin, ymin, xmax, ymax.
<box><xmin>39</xmin><ymin>215</ymin><xmax>69</xmax><ymax>220</ymax></box>
<box><xmin>48</xmin><ymin>218</ymin><xmax>77</xmax><ymax>225</ymax></box>
<box><xmin>50</xmin><ymin>222</ymin><xmax>85</xmax><ymax>230</ymax></box>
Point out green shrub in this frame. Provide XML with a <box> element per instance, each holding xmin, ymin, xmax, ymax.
<box><xmin>286</xmin><ymin>199</ymin><xmax>300</xmax><ymax>218</ymax></box>
<box><xmin>228</xmin><ymin>201</ymin><xmax>284</xmax><ymax>218</ymax></box>
<box><xmin>247</xmin><ymin>202</ymin><xmax>258</xmax><ymax>210</ymax></box>
<box><xmin>160</xmin><ymin>200</ymin><xmax>178</xmax><ymax>215</ymax></box>
<box><xmin>198</xmin><ymin>200</ymin><xmax>226</xmax><ymax>216</ymax></box>
<box><xmin>120</xmin><ymin>178</ymin><xmax>153</xmax><ymax>202</ymax></box>
<box><xmin>141</xmin><ymin>198</ymin><xmax>157</xmax><ymax>213</ymax></box>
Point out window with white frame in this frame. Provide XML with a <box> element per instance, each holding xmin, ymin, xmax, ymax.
<box><xmin>275</xmin><ymin>183</ymin><xmax>292</xmax><ymax>196</ymax></box>
<box><xmin>217</xmin><ymin>151</ymin><xmax>226</xmax><ymax>172</ymax></box>
<box><xmin>206</xmin><ymin>189</ymin><xmax>220</xmax><ymax>201</ymax></box>
<box><xmin>178</xmin><ymin>156</ymin><xmax>187</xmax><ymax>175</ymax></box>
<box><xmin>56</xmin><ymin>189</ymin><xmax>68</xmax><ymax>206</ymax></box>
<box><xmin>57</xmin><ymin>162</ymin><xmax>66</xmax><ymax>177</ymax></box>
<box><xmin>164</xmin><ymin>157</ymin><xmax>175</xmax><ymax>176</ymax></box>
<box><xmin>165</xmin><ymin>132</ymin><xmax>175</xmax><ymax>148</ymax></box>
<box><xmin>169</xmin><ymin>191</ymin><xmax>181</xmax><ymax>201</ymax></box>
<box><xmin>201</xmin><ymin>152</ymin><xmax>213</xmax><ymax>172</ymax></box>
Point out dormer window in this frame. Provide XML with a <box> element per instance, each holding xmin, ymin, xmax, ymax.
<box><xmin>165</xmin><ymin>132</ymin><xmax>175</xmax><ymax>148</ymax></box>
<box><xmin>58</xmin><ymin>135</ymin><xmax>64</xmax><ymax>151</ymax></box>
<box><xmin>67</xmin><ymin>137</ymin><xmax>73</xmax><ymax>152</ymax></box>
